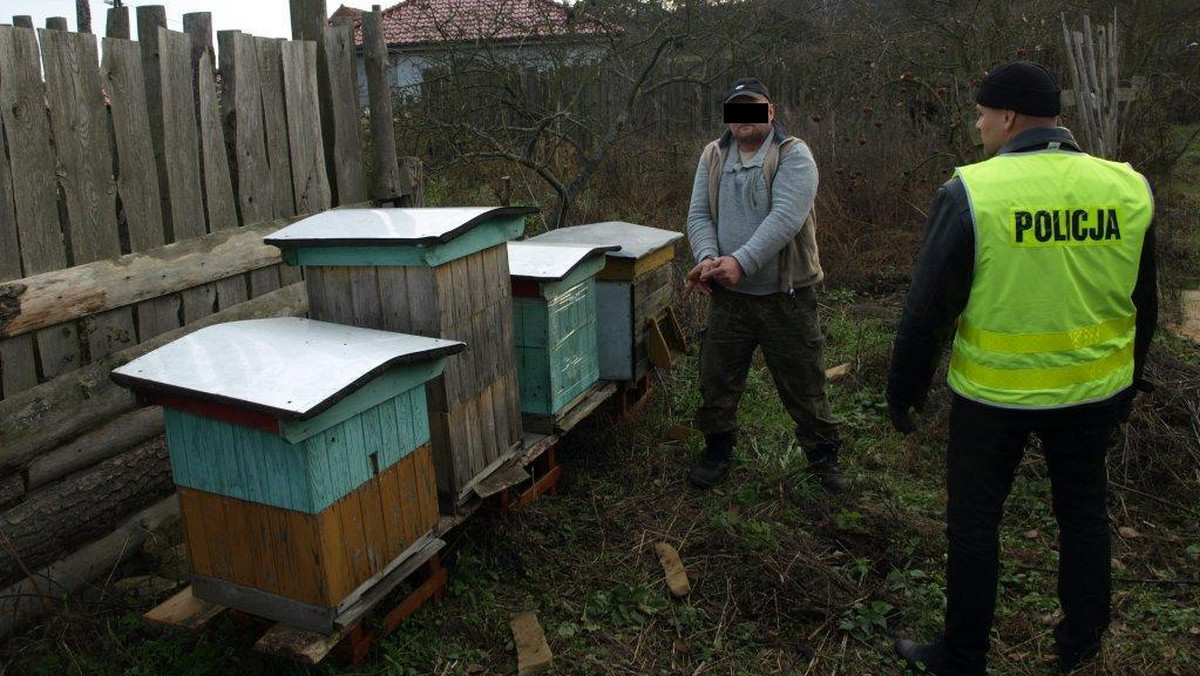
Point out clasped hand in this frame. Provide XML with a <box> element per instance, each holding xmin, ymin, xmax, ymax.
<box><xmin>685</xmin><ymin>256</ymin><xmax>744</xmax><ymax>296</ymax></box>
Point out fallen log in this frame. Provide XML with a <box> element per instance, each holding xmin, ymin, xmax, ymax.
<box><xmin>0</xmin><ymin>437</ymin><xmax>174</xmax><ymax>588</ymax></box>
<box><xmin>0</xmin><ymin>494</ymin><xmax>178</xmax><ymax>638</ymax></box>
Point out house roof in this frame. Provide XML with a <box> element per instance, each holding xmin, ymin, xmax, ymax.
<box><xmin>349</xmin><ymin>0</ymin><xmax>609</xmax><ymax>48</ymax></box>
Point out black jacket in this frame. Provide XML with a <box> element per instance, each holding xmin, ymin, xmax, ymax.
<box><xmin>886</xmin><ymin>126</ymin><xmax>1158</xmax><ymax>411</ymax></box>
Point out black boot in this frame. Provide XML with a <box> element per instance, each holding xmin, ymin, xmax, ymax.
<box><xmin>894</xmin><ymin>640</ymin><xmax>982</xmax><ymax>676</ymax></box>
<box><xmin>807</xmin><ymin>447</ymin><xmax>850</xmax><ymax>493</ymax></box>
<box><xmin>689</xmin><ymin>432</ymin><xmax>734</xmax><ymax>489</ymax></box>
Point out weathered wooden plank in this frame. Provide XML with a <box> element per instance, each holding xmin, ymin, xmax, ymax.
<box><xmin>256</xmin><ymin>37</ymin><xmax>295</xmax><ymax>219</ymax></box>
<box><xmin>361</xmin><ymin>7</ymin><xmax>400</xmax><ymax>200</ymax></box>
<box><xmin>104</xmin><ymin>37</ymin><xmax>180</xmax><ymax>342</ymax></box>
<box><xmin>103</xmin><ymin>39</ymin><xmax>167</xmax><ymax>254</ymax></box>
<box><xmin>223</xmin><ymin>31</ymin><xmax>272</xmax><ymax>226</ymax></box>
<box><xmin>45</xmin><ymin>17</ymin><xmax>68</xmax><ymax>31</ymax></box>
<box><xmin>11</xmin><ymin>16</ymin><xmax>31</xmax><ymax>29</ymax></box>
<box><xmin>323</xmin><ymin>22</ymin><xmax>365</xmax><ymax>205</ymax></box>
<box><xmin>137</xmin><ymin>6</ymin><xmax>170</xmax><ymax>237</ymax></box>
<box><xmin>0</xmin><ymin>282</ymin><xmax>308</xmax><ymax>473</ymax></box>
<box><xmin>195</xmin><ymin>51</ymin><xmax>248</xmax><ymax>311</ymax></box>
<box><xmin>281</xmin><ymin>40</ymin><xmax>332</xmax><ymax>215</ymax></box>
<box><xmin>222</xmin><ymin>32</ymin><xmax>280</xmax><ymax>298</ymax></box>
<box><xmin>0</xmin><ymin>205</ymin><xmax>300</xmax><ymax>342</ymax></box>
<box><xmin>105</xmin><ymin>7</ymin><xmax>130</xmax><ymax>39</ymax></box>
<box><xmin>40</xmin><ymin>28</ymin><xmax>137</xmax><ymax>361</ymax></box>
<box><xmin>349</xmin><ymin>268</ymin><xmax>383</xmax><ymax>328</ymax></box>
<box><xmin>181</xmin><ymin>13</ymin><xmax>213</xmax><ymax>80</ymax></box>
<box><xmin>0</xmin><ymin>114</ymin><xmax>36</xmax><ymax>398</ymax></box>
<box><xmin>376</xmin><ymin>267</ymin><xmax>412</xmax><ymax>333</ymax></box>
<box><xmin>0</xmin><ymin>26</ymin><xmax>81</xmax><ymax>380</ymax></box>
<box><xmin>158</xmin><ymin>27</ymin><xmax>214</xmax><ymax>324</ymax></box>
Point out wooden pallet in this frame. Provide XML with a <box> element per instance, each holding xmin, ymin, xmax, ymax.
<box><xmin>144</xmin><ymin>537</ymin><xmax>446</xmax><ymax>665</ymax></box>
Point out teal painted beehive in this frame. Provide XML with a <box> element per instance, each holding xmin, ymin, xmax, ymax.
<box><xmin>507</xmin><ymin>242</ymin><xmax>616</xmax><ymax>420</ymax></box>
<box><xmin>110</xmin><ymin>317</ymin><xmax>463</xmax><ymax>633</ymax></box>
<box><xmin>528</xmin><ymin>222</ymin><xmax>684</xmax><ymax>381</ymax></box>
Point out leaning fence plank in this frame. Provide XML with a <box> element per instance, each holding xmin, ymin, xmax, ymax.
<box><xmin>102</xmin><ymin>37</ymin><xmax>180</xmax><ymax>341</ymax></box>
<box><xmin>324</xmin><ymin>20</ymin><xmax>366</xmax><ymax>205</ymax></box>
<box><xmin>0</xmin><ymin>219</ymin><xmax>302</xmax><ymax>340</ymax></box>
<box><xmin>0</xmin><ymin>26</ymin><xmax>81</xmax><ymax>380</ymax></box>
<box><xmin>256</xmin><ymin>36</ymin><xmax>296</xmax><ymax>219</ymax></box>
<box><xmin>362</xmin><ymin>7</ymin><xmax>400</xmax><ymax>200</ymax></box>
<box><xmin>159</xmin><ymin>27</ymin><xmax>215</xmax><ymax>324</ymax></box>
<box><xmin>281</xmin><ymin>40</ymin><xmax>332</xmax><ymax>215</ymax></box>
<box><xmin>40</xmin><ymin>29</ymin><xmax>137</xmax><ymax>362</ymax></box>
<box><xmin>0</xmin><ymin>115</ymin><xmax>36</xmax><ymax>398</ymax></box>
<box><xmin>197</xmin><ymin>52</ymin><xmax>249</xmax><ymax>311</ymax></box>
<box><xmin>223</xmin><ymin>31</ymin><xmax>280</xmax><ymax>298</ymax></box>
<box><xmin>137</xmin><ymin>6</ymin><xmax>170</xmax><ymax>238</ymax></box>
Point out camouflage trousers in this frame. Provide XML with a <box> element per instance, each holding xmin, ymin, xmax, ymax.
<box><xmin>695</xmin><ymin>285</ymin><xmax>842</xmax><ymax>461</ymax></box>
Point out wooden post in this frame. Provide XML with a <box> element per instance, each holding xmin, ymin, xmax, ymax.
<box><xmin>362</xmin><ymin>5</ymin><xmax>400</xmax><ymax>201</ymax></box>
<box><xmin>106</xmin><ymin>7</ymin><xmax>130</xmax><ymax>39</ymax></box>
<box><xmin>11</xmin><ymin>16</ymin><xmax>31</xmax><ymax>29</ymax></box>
<box><xmin>76</xmin><ymin>0</ymin><xmax>91</xmax><ymax>34</ymax></box>
<box><xmin>46</xmin><ymin>17</ymin><xmax>68</xmax><ymax>31</ymax></box>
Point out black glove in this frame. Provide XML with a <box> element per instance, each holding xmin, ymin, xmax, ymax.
<box><xmin>1117</xmin><ymin>379</ymin><xmax>1154</xmax><ymax>424</ymax></box>
<box><xmin>888</xmin><ymin>400</ymin><xmax>920</xmax><ymax>435</ymax></box>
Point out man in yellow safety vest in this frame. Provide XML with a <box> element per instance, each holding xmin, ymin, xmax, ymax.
<box><xmin>886</xmin><ymin>61</ymin><xmax>1158</xmax><ymax>675</ymax></box>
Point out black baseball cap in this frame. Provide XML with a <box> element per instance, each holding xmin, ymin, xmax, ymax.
<box><xmin>724</xmin><ymin>78</ymin><xmax>771</xmax><ymax>103</ymax></box>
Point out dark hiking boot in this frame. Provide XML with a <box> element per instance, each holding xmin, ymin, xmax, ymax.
<box><xmin>894</xmin><ymin>640</ymin><xmax>982</xmax><ymax>676</ymax></box>
<box><xmin>808</xmin><ymin>456</ymin><xmax>850</xmax><ymax>493</ymax></box>
<box><xmin>1058</xmin><ymin>642</ymin><xmax>1101</xmax><ymax>673</ymax></box>
<box><xmin>689</xmin><ymin>432</ymin><xmax>734</xmax><ymax>489</ymax></box>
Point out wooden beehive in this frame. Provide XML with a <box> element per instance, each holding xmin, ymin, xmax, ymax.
<box><xmin>110</xmin><ymin>318</ymin><xmax>462</xmax><ymax>634</ymax></box>
<box><xmin>528</xmin><ymin>222</ymin><xmax>684</xmax><ymax>381</ymax></box>
<box><xmin>266</xmin><ymin>207</ymin><xmax>533</xmax><ymax>506</ymax></box>
<box><xmin>507</xmin><ymin>242</ymin><xmax>616</xmax><ymax>422</ymax></box>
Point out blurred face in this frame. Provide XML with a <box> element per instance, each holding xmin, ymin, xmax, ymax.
<box><xmin>727</xmin><ymin>95</ymin><xmax>775</xmax><ymax>146</ymax></box>
<box><xmin>975</xmin><ymin>104</ymin><xmax>1015</xmax><ymax>156</ymax></box>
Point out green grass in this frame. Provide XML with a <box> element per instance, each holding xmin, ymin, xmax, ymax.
<box><xmin>3</xmin><ymin>289</ymin><xmax>1198</xmax><ymax>675</ymax></box>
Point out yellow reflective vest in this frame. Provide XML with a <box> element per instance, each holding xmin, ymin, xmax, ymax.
<box><xmin>948</xmin><ymin>150</ymin><xmax>1154</xmax><ymax>408</ymax></box>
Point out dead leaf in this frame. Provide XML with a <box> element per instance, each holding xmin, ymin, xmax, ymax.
<box><xmin>1118</xmin><ymin>526</ymin><xmax>1141</xmax><ymax>539</ymax></box>
<box><xmin>1023</xmin><ymin>529</ymin><xmax>1040</xmax><ymax>539</ymax></box>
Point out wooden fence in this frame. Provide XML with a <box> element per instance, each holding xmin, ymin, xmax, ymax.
<box><xmin>0</xmin><ymin>4</ymin><xmax>415</xmax><ymax>636</ymax></box>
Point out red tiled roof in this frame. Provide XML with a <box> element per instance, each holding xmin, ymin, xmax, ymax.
<box><xmin>351</xmin><ymin>0</ymin><xmax>608</xmax><ymax>48</ymax></box>
<box><xmin>332</xmin><ymin>5</ymin><xmax>364</xmax><ymax>20</ymax></box>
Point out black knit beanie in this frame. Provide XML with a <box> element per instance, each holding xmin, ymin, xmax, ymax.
<box><xmin>975</xmin><ymin>61</ymin><xmax>1061</xmax><ymax>117</ymax></box>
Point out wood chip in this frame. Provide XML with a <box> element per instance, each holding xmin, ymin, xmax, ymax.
<box><xmin>143</xmin><ymin>586</ymin><xmax>226</xmax><ymax>631</ymax></box>
<box><xmin>653</xmin><ymin>542</ymin><xmax>691</xmax><ymax>598</ymax></box>
<box><xmin>510</xmin><ymin>611</ymin><xmax>552</xmax><ymax>676</ymax></box>
<box><xmin>825</xmin><ymin>363</ymin><xmax>853</xmax><ymax>381</ymax></box>
<box><xmin>667</xmin><ymin>425</ymin><xmax>696</xmax><ymax>442</ymax></box>
<box><xmin>1118</xmin><ymin>526</ymin><xmax>1140</xmax><ymax>539</ymax></box>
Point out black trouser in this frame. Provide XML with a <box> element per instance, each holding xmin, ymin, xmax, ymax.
<box><xmin>943</xmin><ymin>394</ymin><xmax>1118</xmax><ymax>672</ymax></box>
